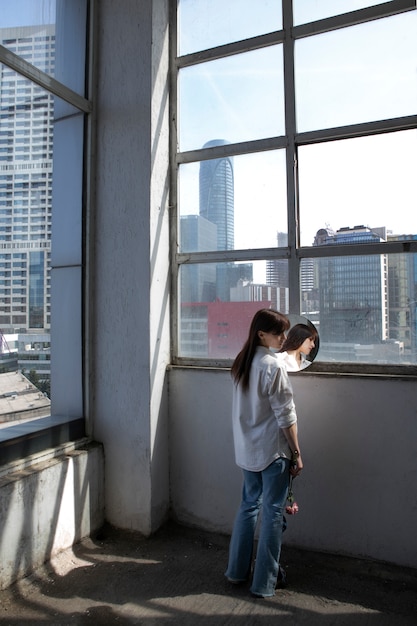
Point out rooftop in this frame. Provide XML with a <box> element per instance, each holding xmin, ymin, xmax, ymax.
<box><xmin>0</xmin><ymin>370</ymin><xmax>50</xmax><ymax>426</ymax></box>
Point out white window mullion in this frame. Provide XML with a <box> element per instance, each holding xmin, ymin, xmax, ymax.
<box><xmin>283</xmin><ymin>0</ymin><xmax>300</xmax><ymax>314</ymax></box>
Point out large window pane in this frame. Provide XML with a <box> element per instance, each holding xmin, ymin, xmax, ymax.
<box><xmin>0</xmin><ymin>79</ymin><xmax>84</xmax><ymax>429</ymax></box>
<box><xmin>298</xmin><ymin>130</ymin><xmax>417</xmax><ymax>247</ymax></box>
<box><xmin>178</xmin><ymin>0</ymin><xmax>282</xmax><ymax>56</ymax></box>
<box><xmin>295</xmin><ymin>11</ymin><xmax>417</xmax><ymax>132</ymax></box>
<box><xmin>293</xmin><ymin>0</ymin><xmax>389</xmax><ymax>25</ymax></box>
<box><xmin>0</xmin><ymin>1</ymin><xmax>87</xmax><ymax>445</ymax></box>
<box><xmin>179</xmin><ymin>259</ymin><xmax>289</xmax><ymax>358</ymax></box>
<box><xmin>301</xmin><ymin>252</ymin><xmax>417</xmax><ymax>364</ymax></box>
<box><xmin>179</xmin><ymin>46</ymin><xmax>284</xmax><ymax>152</ymax></box>
<box><xmin>179</xmin><ymin>150</ymin><xmax>287</xmax><ymax>252</ymax></box>
<box><xmin>0</xmin><ymin>65</ymin><xmax>53</xmax><ymax>425</ymax></box>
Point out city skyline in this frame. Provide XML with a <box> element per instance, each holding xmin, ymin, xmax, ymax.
<box><xmin>179</xmin><ymin>135</ymin><xmax>417</xmax><ymax>362</ymax></box>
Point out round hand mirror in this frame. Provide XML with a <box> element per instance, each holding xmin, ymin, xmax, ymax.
<box><xmin>279</xmin><ymin>315</ymin><xmax>320</xmax><ymax>371</ymax></box>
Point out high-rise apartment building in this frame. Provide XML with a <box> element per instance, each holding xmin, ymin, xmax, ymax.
<box><xmin>0</xmin><ymin>25</ymin><xmax>54</xmax><ymax>334</ymax></box>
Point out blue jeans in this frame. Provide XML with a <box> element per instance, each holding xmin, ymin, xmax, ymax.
<box><xmin>225</xmin><ymin>457</ymin><xmax>290</xmax><ymax>597</ymax></box>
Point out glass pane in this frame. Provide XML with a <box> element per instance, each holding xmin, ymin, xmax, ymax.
<box><xmin>179</xmin><ymin>259</ymin><xmax>289</xmax><ymax>358</ymax></box>
<box><xmin>179</xmin><ymin>46</ymin><xmax>284</xmax><ymax>152</ymax></box>
<box><xmin>178</xmin><ymin>0</ymin><xmax>282</xmax><ymax>56</ymax></box>
<box><xmin>301</xmin><ymin>253</ymin><xmax>417</xmax><ymax>364</ymax></box>
<box><xmin>0</xmin><ymin>0</ymin><xmax>56</xmax><ymax>76</ymax></box>
<box><xmin>293</xmin><ymin>0</ymin><xmax>389</xmax><ymax>25</ymax></box>
<box><xmin>298</xmin><ymin>130</ymin><xmax>417</xmax><ymax>247</ymax></box>
<box><xmin>0</xmin><ymin>65</ymin><xmax>53</xmax><ymax>426</ymax></box>
<box><xmin>0</xmin><ymin>0</ymin><xmax>87</xmax><ymax>96</ymax></box>
<box><xmin>295</xmin><ymin>11</ymin><xmax>417</xmax><ymax>132</ymax></box>
<box><xmin>179</xmin><ymin>150</ymin><xmax>287</xmax><ymax>252</ymax></box>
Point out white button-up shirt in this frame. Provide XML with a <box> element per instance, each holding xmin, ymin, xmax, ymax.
<box><xmin>232</xmin><ymin>346</ymin><xmax>298</xmax><ymax>471</ymax></box>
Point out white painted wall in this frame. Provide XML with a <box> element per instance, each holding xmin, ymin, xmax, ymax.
<box><xmin>0</xmin><ymin>442</ymin><xmax>104</xmax><ymax>590</ymax></box>
<box><xmin>169</xmin><ymin>367</ymin><xmax>417</xmax><ymax>569</ymax></box>
<box><xmin>92</xmin><ymin>0</ymin><xmax>170</xmax><ymax>534</ymax></box>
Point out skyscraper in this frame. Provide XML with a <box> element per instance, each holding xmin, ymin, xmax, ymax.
<box><xmin>180</xmin><ymin>214</ymin><xmax>217</xmax><ymax>302</ymax></box>
<box><xmin>266</xmin><ymin>232</ymin><xmax>288</xmax><ymax>288</ymax></box>
<box><xmin>199</xmin><ymin>139</ymin><xmax>234</xmax><ymax>251</ymax></box>
<box><xmin>314</xmin><ymin>225</ymin><xmax>388</xmax><ymax>348</ymax></box>
<box><xmin>0</xmin><ymin>25</ymin><xmax>54</xmax><ymax>333</ymax></box>
<box><xmin>199</xmin><ymin>139</ymin><xmax>247</xmax><ymax>303</ymax></box>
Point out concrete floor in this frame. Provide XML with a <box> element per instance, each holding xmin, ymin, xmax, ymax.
<box><xmin>0</xmin><ymin>521</ymin><xmax>416</xmax><ymax>625</ymax></box>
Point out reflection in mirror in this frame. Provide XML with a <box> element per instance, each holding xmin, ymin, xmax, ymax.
<box><xmin>279</xmin><ymin>315</ymin><xmax>319</xmax><ymax>372</ymax></box>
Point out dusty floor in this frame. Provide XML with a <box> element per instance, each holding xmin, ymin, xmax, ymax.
<box><xmin>0</xmin><ymin>521</ymin><xmax>416</xmax><ymax>625</ymax></box>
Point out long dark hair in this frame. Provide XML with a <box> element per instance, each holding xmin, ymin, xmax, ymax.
<box><xmin>280</xmin><ymin>323</ymin><xmax>317</xmax><ymax>353</ymax></box>
<box><xmin>231</xmin><ymin>308</ymin><xmax>290</xmax><ymax>391</ymax></box>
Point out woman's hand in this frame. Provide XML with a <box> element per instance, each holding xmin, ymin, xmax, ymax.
<box><xmin>290</xmin><ymin>453</ymin><xmax>303</xmax><ymax>477</ymax></box>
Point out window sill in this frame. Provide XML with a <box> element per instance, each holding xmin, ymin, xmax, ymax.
<box><xmin>0</xmin><ymin>414</ymin><xmax>85</xmax><ymax>468</ymax></box>
<box><xmin>169</xmin><ymin>361</ymin><xmax>417</xmax><ymax>379</ymax></box>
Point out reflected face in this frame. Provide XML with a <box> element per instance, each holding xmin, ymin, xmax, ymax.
<box><xmin>300</xmin><ymin>337</ymin><xmax>315</xmax><ymax>355</ymax></box>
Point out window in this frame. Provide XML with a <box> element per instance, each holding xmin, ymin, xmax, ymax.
<box><xmin>0</xmin><ymin>0</ymin><xmax>93</xmax><ymax>465</ymax></box>
<box><xmin>171</xmin><ymin>0</ymin><xmax>417</xmax><ymax>369</ymax></box>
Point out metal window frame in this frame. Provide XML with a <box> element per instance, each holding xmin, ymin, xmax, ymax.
<box><xmin>0</xmin><ymin>46</ymin><xmax>91</xmax><ymax>114</ymax></box>
<box><xmin>0</xmin><ymin>0</ymin><xmax>96</xmax><ymax>466</ymax></box>
<box><xmin>170</xmin><ymin>0</ymin><xmax>417</xmax><ymax>371</ymax></box>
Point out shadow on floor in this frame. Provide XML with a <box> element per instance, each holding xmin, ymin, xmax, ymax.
<box><xmin>1</xmin><ymin>521</ymin><xmax>416</xmax><ymax>625</ymax></box>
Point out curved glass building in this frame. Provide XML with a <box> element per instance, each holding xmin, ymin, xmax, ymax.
<box><xmin>199</xmin><ymin>139</ymin><xmax>234</xmax><ymax>251</ymax></box>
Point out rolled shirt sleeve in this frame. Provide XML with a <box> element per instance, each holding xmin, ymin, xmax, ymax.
<box><xmin>267</xmin><ymin>363</ymin><xmax>297</xmax><ymax>429</ymax></box>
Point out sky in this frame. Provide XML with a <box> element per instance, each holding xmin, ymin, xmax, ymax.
<box><xmin>178</xmin><ymin>1</ymin><xmax>417</xmax><ymax>253</ymax></box>
<box><xmin>0</xmin><ymin>0</ymin><xmax>55</xmax><ymax>28</ymax></box>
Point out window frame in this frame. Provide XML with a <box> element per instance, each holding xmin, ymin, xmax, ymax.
<box><xmin>170</xmin><ymin>0</ymin><xmax>417</xmax><ymax>374</ymax></box>
<box><xmin>0</xmin><ymin>0</ymin><xmax>96</xmax><ymax>466</ymax></box>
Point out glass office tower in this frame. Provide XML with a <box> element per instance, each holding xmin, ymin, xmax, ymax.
<box><xmin>199</xmin><ymin>139</ymin><xmax>234</xmax><ymax>251</ymax></box>
<box><xmin>315</xmin><ymin>226</ymin><xmax>388</xmax><ymax>356</ymax></box>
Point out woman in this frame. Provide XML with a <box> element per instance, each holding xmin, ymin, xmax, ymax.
<box><xmin>225</xmin><ymin>308</ymin><xmax>303</xmax><ymax>598</ymax></box>
<box><xmin>279</xmin><ymin>323</ymin><xmax>318</xmax><ymax>371</ymax></box>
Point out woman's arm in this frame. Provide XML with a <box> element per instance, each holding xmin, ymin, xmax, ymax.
<box><xmin>282</xmin><ymin>423</ymin><xmax>303</xmax><ymax>476</ymax></box>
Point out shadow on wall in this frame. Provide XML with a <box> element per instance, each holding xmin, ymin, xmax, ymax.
<box><xmin>0</xmin><ymin>441</ymin><xmax>104</xmax><ymax>590</ymax></box>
